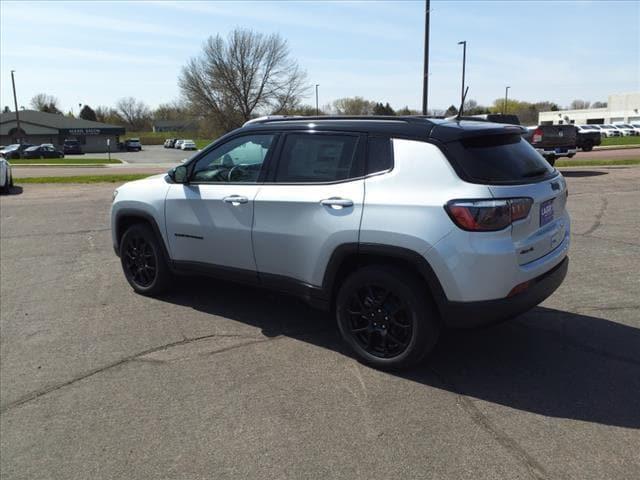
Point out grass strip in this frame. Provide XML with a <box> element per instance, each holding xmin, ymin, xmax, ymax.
<box><xmin>556</xmin><ymin>158</ymin><xmax>640</xmax><ymax>167</ymax></box>
<box><xmin>15</xmin><ymin>174</ymin><xmax>154</xmax><ymax>184</ymax></box>
<box><xmin>601</xmin><ymin>136</ymin><xmax>640</xmax><ymax>147</ymax></box>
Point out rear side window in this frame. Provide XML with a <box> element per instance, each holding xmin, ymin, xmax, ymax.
<box><xmin>446</xmin><ymin>134</ymin><xmax>555</xmax><ymax>183</ymax></box>
<box><xmin>275</xmin><ymin>133</ymin><xmax>361</xmax><ymax>183</ymax></box>
<box><xmin>367</xmin><ymin>137</ymin><xmax>393</xmax><ymax>174</ymax></box>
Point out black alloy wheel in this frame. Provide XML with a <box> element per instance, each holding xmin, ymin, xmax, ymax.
<box><xmin>123</xmin><ymin>234</ymin><xmax>157</xmax><ymax>288</ymax></box>
<box><xmin>120</xmin><ymin>224</ymin><xmax>171</xmax><ymax>295</ymax></box>
<box><xmin>345</xmin><ymin>284</ymin><xmax>413</xmax><ymax>359</ymax></box>
<box><xmin>336</xmin><ymin>265</ymin><xmax>439</xmax><ymax>370</ymax></box>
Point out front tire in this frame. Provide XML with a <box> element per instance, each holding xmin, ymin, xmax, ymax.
<box><xmin>336</xmin><ymin>265</ymin><xmax>440</xmax><ymax>370</ymax></box>
<box><xmin>120</xmin><ymin>224</ymin><xmax>172</xmax><ymax>295</ymax></box>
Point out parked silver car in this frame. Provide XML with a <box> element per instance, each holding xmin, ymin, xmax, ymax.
<box><xmin>111</xmin><ymin>116</ymin><xmax>570</xmax><ymax>369</ymax></box>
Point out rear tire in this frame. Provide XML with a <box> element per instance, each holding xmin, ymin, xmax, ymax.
<box><xmin>120</xmin><ymin>223</ymin><xmax>172</xmax><ymax>296</ymax></box>
<box><xmin>581</xmin><ymin>141</ymin><xmax>593</xmax><ymax>152</ymax></box>
<box><xmin>336</xmin><ymin>265</ymin><xmax>440</xmax><ymax>370</ymax></box>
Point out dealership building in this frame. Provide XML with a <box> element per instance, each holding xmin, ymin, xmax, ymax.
<box><xmin>0</xmin><ymin>110</ymin><xmax>125</xmax><ymax>153</ymax></box>
<box><xmin>538</xmin><ymin>92</ymin><xmax>640</xmax><ymax>125</ymax></box>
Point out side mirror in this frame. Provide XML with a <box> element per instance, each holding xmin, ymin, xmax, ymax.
<box><xmin>170</xmin><ymin>165</ymin><xmax>189</xmax><ymax>183</ymax></box>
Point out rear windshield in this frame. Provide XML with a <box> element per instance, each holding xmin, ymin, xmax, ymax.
<box><xmin>445</xmin><ymin>133</ymin><xmax>556</xmax><ymax>184</ymax></box>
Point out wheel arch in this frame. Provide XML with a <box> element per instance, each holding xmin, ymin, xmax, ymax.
<box><xmin>322</xmin><ymin>243</ymin><xmax>448</xmax><ymax>317</ymax></box>
<box><xmin>114</xmin><ymin>209</ymin><xmax>170</xmax><ymax>260</ymax></box>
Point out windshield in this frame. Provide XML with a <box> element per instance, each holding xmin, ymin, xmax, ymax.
<box><xmin>445</xmin><ymin>133</ymin><xmax>556</xmax><ymax>184</ymax></box>
<box><xmin>25</xmin><ymin>146</ymin><xmax>39</xmax><ymax>151</ymax></box>
<box><xmin>2</xmin><ymin>144</ymin><xmax>20</xmax><ymax>151</ymax></box>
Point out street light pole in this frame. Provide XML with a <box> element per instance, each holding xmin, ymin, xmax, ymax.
<box><xmin>504</xmin><ymin>86</ymin><xmax>510</xmax><ymax>114</ymax></box>
<box><xmin>457</xmin><ymin>41</ymin><xmax>467</xmax><ymax>110</ymax></box>
<box><xmin>315</xmin><ymin>84</ymin><xmax>319</xmax><ymax>116</ymax></box>
<box><xmin>422</xmin><ymin>0</ymin><xmax>431</xmax><ymax>115</ymax></box>
<box><xmin>10</xmin><ymin>70</ymin><xmax>22</xmax><ymax>144</ymax></box>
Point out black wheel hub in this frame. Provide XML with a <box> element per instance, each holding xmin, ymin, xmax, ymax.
<box><xmin>123</xmin><ymin>236</ymin><xmax>157</xmax><ymax>288</ymax></box>
<box><xmin>346</xmin><ymin>285</ymin><xmax>413</xmax><ymax>359</ymax></box>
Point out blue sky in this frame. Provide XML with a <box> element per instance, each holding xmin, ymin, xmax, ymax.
<box><xmin>1</xmin><ymin>0</ymin><xmax>638</xmax><ymax>114</ymax></box>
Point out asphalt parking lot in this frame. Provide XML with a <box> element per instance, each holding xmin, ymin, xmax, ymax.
<box><xmin>1</xmin><ymin>167</ymin><xmax>639</xmax><ymax>479</ymax></box>
<box><xmin>93</xmin><ymin>144</ymin><xmax>202</xmax><ymax>164</ymax></box>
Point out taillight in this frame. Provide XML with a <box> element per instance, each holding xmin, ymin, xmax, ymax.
<box><xmin>445</xmin><ymin>198</ymin><xmax>533</xmax><ymax>231</ymax></box>
<box><xmin>532</xmin><ymin>128</ymin><xmax>543</xmax><ymax>143</ymax></box>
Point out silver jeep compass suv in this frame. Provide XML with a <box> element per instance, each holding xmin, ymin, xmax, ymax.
<box><xmin>111</xmin><ymin>116</ymin><xmax>570</xmax><ymax>370</ymax></box>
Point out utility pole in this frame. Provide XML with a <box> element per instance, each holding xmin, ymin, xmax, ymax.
<box><xmin>10</xmin><ymin>70</ymin><xmax>22</xmax><ymax>144</ymax></box>
<box><xmin>457</xmin><ymin>41</ymin><xmax>467</xmax><ymax>111</ymax></box>
<box><xmin>504</xmin><ymin>86</ymin><xmax>510</xmax><ymax>114</ymax></box>
<box><xmin>422</xmin><ymin>0</ymin><xmax>430</xmax><ymax>115</ymax></box>
<box><xmin>315</xmin><ymin>84</ymin><xmax>320</xmax><ymax>116</ymax></box>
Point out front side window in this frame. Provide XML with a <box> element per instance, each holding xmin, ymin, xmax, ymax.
<box><xmin>191</xmin><ymin>134</ymin><xmax>275</xmax><ymax>183</ymax></box>
<box><xmin>275</xmin><ymin>133</ymin><xmax>361</xmax><ymax>183</ymax></box>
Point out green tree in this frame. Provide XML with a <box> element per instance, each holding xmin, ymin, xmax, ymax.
<box><xmin>79</xmin><ymin>105</ymin><xmax>97</xmax><ymax>121</ymax></box>
<box><xmin>444</xmin><ymin>105</ymin><xmax>458</xmax><ymax>117</ymax></box>
<box><xmin>372</xmin><ymin>102</ymin><xmax>395</xmax><ymax>115</ymax></box>
<box><xmin>396</xmin><ymin>106</ymin><xmax>420</xmax><ymax>116</ymax></box>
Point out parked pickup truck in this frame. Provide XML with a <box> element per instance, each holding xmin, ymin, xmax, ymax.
<box><xmin>523</xmin><ymin>125</ymin><xmax>577</xmax><ymax>166</ymax></box>
<box><xmin>575</xmin><ymin>125</ymin><xmax>602</xmax><ymax>152</ymax></box>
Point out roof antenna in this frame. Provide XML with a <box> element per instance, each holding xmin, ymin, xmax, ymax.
<box><xmin>456</xmin><ymin>86</ymin><xmax>469</xmax><ymax>121</ymax></box>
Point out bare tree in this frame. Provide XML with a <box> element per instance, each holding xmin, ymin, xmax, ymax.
<box><xmin>94</xmin><ymin>106</ymin><xmax>122</xmax><ymax>125</ymax></box>
<box><xmin>332</xmin><ymin>96</ymin><xmax>374</xmax><ymax>115</ymax></box>
<box><xmin>154</xmin><ymin>100</ymin><xmax>190</xmax><ymax>121</ymax></box>
<box><xmin>30</xmin><ymin>93</ymin><xmax>61</xmax><ymax>114</ymax></box>
<box><xmin>179</xmin><ymin>28</ymin><xmax>308</xmax><ymax>132</ymax></box>
<box><xmin>115</xmin><ymin>97</ymin><xmax>152</xmax><ymax>130</ymax></box>
<box><xmin>592</xmin><ymin>101</ymin><xmax>607</xmax><ymax>108</ymax></box>
<box><xmin>570</xmin><ymin>99</ymin><xmax>591</xmax><ymax>110</ymax></box>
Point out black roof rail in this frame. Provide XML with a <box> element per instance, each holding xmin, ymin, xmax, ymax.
<box><xmin>244</xmin><ymin>115</ymin><xmax>434</xmax><ymax>125</ymax></box>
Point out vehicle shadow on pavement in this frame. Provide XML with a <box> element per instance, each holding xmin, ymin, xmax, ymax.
<box><xmin>2</xmin><ymin>185</ymin><xmax>23</xmax><ymax>195</ymax></box>
<box><xmin>161</xmin><ymin>278</ymin><xmax>640</xmax><ymax>429</ymax></box>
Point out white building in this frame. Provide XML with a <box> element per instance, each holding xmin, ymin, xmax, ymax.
<box><xmin>538</xmin><ymin>92</ymin><xmax>640</xmax><ymax>125</ymax></box>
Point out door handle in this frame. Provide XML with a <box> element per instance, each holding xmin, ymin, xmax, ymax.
<box><xmin>223</xmin><ymin>195</ymin><xmax>248</xmax><ymax>205</ymax></box>
<box><xmin>320</xmin><ymin>197</ymin><xmax>354</xmax><ymax>208</ymax></box>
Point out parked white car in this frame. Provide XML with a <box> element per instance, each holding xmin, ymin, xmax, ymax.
<box><xmin>0</xmin><ymin>157</ymin><xmax>13</xmax><ymax>194</ymax></box>
<box><xmin>577</xmin><ymin>125</ymin><xmax>603</xmax><ymax>137</ymax></box>
<box><xmin>597</xmin><ymin>125</ymin><xmax>623</xmax><ymax>137</ymax></box>
<box><xmin>180</xmin><ymin>139</ymin><xmax>197</xmax><ymax>151</ymax></box>
<box><xmin>174</xmin><ymin>139</ymin><xmax>185</xmax><ymax>149</ymax></box>
<box><xmin>612</xmin><ymin>123</ymin><xmax>638</xmax><ymax>136</ymax></box>
<box><xmin>630</xmin><ymin>122</ymin><xmax>640</xmax><ymax>134</ymax></box>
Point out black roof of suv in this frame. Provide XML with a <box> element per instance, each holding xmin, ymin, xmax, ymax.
<box><xmin>240</xmin><ymin>116</ymin><xmax>526</xmax><ymax>143</ymax></box>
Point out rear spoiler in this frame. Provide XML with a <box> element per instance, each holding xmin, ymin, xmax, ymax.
<box><xmin>429</xmin><ymin>121</ymin><xmax>526</xmax><ymax>143</ymax></box>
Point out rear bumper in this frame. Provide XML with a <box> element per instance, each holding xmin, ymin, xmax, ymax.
<box><xmin>535</xmin><ymin>147</ymin><xmax>577</xmax><ymax>158</ymax></box>
<box><xmin>442</xmin><ymin>256</ymin><xmax>568</xmax><ymax>328</ymax></box>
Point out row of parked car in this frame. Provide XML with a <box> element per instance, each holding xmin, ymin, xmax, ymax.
<box><xmin>576</xmin><ymin>123</ymin><xmax>640</xmax><ymax>137</ymax></box>
<box><xmin>163</xmin><ymin>138</ymin><xmax>197</xmax><ymax>150</ymax></box>
<box><xmin>0</xmin><ymin>143</ymin><xmax>67</xmax><ymax>159</ymax></box>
